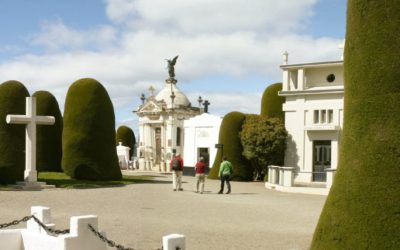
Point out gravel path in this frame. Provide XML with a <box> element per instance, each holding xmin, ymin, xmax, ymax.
<box><xmin>0</xmin><ymin>172</ymin><xmax>326</xmax><ymax>250</ymax></box>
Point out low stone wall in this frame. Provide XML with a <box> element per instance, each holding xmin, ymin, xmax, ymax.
<box><xmin>266</xmin><ymin>165</ymin><xmax>336</xmax><ymax>195</ymax></box>
<box><xmin>0</xmin><ymin>206</ymin><xmax>185</xmax><ymax>250</ymax></box>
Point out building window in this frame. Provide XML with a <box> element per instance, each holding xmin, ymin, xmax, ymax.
<box><xmin>313</xmin><ymin>109</ymin><xmax>334</xmax><ymax>124</ymax></box>
<box><xmin>328</xmin><ymin>110</ymin><xmax>334</xmax><ymax>123</ymax></box>
<box><xmin>314</xmin><ymin>110</ymin><xmax>319</xmax><ymax>124</ymax></box>
<box><xmin>176</xmin><ymin>127</ymin><xmax>181</xmax><ymax>146</ymax></box>
<box><xmin>321</xmin><ymin>110</ymin><xmax>327</xmax><ymax>123</ymax></box>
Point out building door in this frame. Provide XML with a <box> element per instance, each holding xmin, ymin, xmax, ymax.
<box><xmin>313</xmin><ymin>140</ymin><xmax>331</xmax><ymax>182</ymax></box>
<box><xmin>197</xmin><ymin>148</ymin><xmax>210</xmax><ymax>168</ymax></box>
<box><xmin>155</xmin><ymin>127</ymin><xmax>161</xmax><ymax>164</ymax></box>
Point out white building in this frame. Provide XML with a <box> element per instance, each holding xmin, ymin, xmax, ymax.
<box><xmin>280</xmin><ymin>54</ymin><xmax>344</xmax><ymax>183</ymax></box>
<box><xmin>135</xmin><ymin>78</ymin><xmax>200</xmax><ymax>172</ymax></box>
<box><xmin>183</xmin><ymin>113</ymin><xmax>222</xmax><ymax>168</ymax></box>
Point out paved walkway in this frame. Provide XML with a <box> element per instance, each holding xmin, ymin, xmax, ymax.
<box><xmin>0</xmin><ymin>172</ymin><xmax>326</xmax><ymax>250</ymax></box>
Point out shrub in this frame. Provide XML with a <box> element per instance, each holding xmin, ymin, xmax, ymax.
<box><xmin>62</xmin><ymin>78</ymin><xmax>122</xmax><ymax>180</ymax></box>
<box><xmin>33</xmin><ymin>91</ymin><xmax>63</xmax><ymax>172</ymax></box>
<box><xmin>0</xmin><ymin>81</ymin><xmax>29</xmax><ymax>184</ymax></box>
<box><xmin>240</xmin><ymin>115</ymin><xmax>287</xmax><ymax>180</ymax></box>
<box><xmin>311</xmin><ymin>1</ymin><xmax>400</xmax><ymax>249</ymax></box>
<box><xmin>116</xmin><ymin>125</ymin><xmax>136</xmax><ymax>159</ymax></box>
<box><xmin>208</xmin><ymin>111</ymin><xmax>252</xmax><ymax>181</ymax></box>
<box><xmin>260</xmin><ymin>82</ymin><xmax>284</xmax><ymax>120</ymax></box>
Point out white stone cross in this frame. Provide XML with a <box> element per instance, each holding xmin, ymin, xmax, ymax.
<box><xmin>6</xmin><ymin>97</ymin><xmax>55</xmax><ymax>183</ymax></box>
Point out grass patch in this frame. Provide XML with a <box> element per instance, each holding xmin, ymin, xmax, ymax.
<box><xmin>35</xmin><ymin>172</ymin><xmax>152</xmax><ymax>189</ymax></box>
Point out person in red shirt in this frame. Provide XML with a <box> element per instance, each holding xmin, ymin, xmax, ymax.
<box><xmin>194</xmin><ymin>157</ymin><xmax>206</xmax><ymax>194</ymax></box>
<box><xmin>170</xmin><ymin>153</ymin><xmax>184</xmax><ymax>191</ymax></box>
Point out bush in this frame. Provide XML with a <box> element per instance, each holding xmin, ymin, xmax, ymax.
<box><xmin>62</xmin><ymin>78</ymin><xmax>122</xmax><ymax>180</ymax></box>
<box><xmin>116</xmin><ymin>125</ymin><xmax>136</xmax><ymax>159</ymax></box>
<box><xmin>311</xmin><ymin>1</ymin><xmax>400</xmax><ymax>249</ymax></box>
<box><xmin>240</xmin><ymin>115</ymin><xmax>287</xmax><ymax>180</ymax></box>
<box><xmin>260</xmin><ymin>82</ymin><xmax>284</xmax><ymax>120</ymax></box>
<box><xmin>0</xmin><ymin>81</ymin><xmax>29</xmax><ymax>184</ymax></box>
<box><xmin>208</xmin><ymin>111</ymin><xmax>252</xmax><ymax>181</ymax></box>
<box><xmin>33</xmin><ymin>91</ymin><xmax>63</xmax><ymax>172</ymax></box>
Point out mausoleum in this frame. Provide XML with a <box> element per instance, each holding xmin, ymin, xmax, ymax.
<box><xmin>135</xmin><ymin>57</ymin><xmax>219</xmax><ymax>172</ymax></box>
<box><xmin>183</xmin><ymin>113</ymin><xmax>222</xmax><ymax>168</ymax></box>
<box><xmin>279</xmin><ymin>52</ymin><xmax>344</xmax><ymax>184</ymax></box>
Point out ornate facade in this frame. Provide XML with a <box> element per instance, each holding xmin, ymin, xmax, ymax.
<box><xmin>135</xmin><ymin>78</ymin><xmax>200</xmax><ymax>171</ymax></box>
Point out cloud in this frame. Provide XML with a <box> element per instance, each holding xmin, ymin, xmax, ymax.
<box><xmin>0</xmin><ymin>0</ymin><xmax>344</xmax><ymax>128</ymax></box>
<box><xmin>30</xmin><ymin>19</ymin><xmax>118</xmax><ymax>52</ymax></box>
<box><xmin>105</xmin><ymin>0</ymin><xmax>317</xmax><ymax>35</ymax></box>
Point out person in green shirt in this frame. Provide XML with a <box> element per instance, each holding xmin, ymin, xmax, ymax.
<box><xmin>218</xmin><ymin>156</ymin><xmax>233</xmax><ymax>194</ymax></box>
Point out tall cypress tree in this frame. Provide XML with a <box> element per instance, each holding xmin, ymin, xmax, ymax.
<box><xmin>33</xmin><ymin>91</ymin><xmax>63</xmax><ymax>172</ymax></box>
<box><xmin>311</xmin><ymin>1</ymin><xmax>400</xmax><ymax>249</ymax></box>
<box><xmin>0</xmin><ymin>81</ymin><xmax>29</xmax><ymax>184</ymax></box>
<box><xmin>116</xmin><ymin>125</ymin><xmax>136</xmax><ymax>159</ymax></box>
<box><xmin>260</xmin><ymin>82</ymin><xmax>284</xmax><ymax>120</ymax></box>
<box><xmin>208</xmin><ymin>111</ymin><xmax>252</xmax><ymax>181</ymax></box>
<box><xmin>62</xmin><ymin>78</ymin><xmax>122</xmax><ymax>180</ymax></box>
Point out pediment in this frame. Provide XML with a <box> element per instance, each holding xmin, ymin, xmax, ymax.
<box><xmin>139</xmin><ymin>100</ymin><xmax>163</xmax><ymax>113</ymax></box>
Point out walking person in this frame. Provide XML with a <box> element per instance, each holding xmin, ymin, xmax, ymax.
<box><xmin>170</xmin><ymin>153</ymin><xmax>184</xmax><ymax>191</ymax></box>
<box><xmin>218</xmin><ymin>156</ymin><xmax>233</xmax><ymax>194</ymax></box>
<box><xmin>194</xmin><ymin>157</ymin><xmax>206</xmax><ymax>194</ymax></box>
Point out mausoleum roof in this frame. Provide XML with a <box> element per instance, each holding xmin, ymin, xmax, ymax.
<box><xmin>155</xmin><ymin>82</ymin><xmax>191</xmax><ymax>107</ymax></box>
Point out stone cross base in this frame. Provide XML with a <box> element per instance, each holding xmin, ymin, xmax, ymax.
<box><xmin>13</xmin><ymin>181</ymin><xmax>56</xmax><ymax>191</ymax></box>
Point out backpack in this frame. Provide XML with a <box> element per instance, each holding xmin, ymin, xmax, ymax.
<box><xmin>172</xmin><ymin>158</ymin><xmax>182</xmax><ymax>171</ymax></box>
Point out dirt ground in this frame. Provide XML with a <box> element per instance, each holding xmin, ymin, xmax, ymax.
<box><xmin>0</xmin><ymin>172</ymin><xmax>326</xmax><ymax>250</ymax></box>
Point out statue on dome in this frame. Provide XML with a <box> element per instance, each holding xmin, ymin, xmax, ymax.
<box><xmin>166</xmin><ymin>55</ymin><xmax>179</xmax><ymax>79</ymax></box>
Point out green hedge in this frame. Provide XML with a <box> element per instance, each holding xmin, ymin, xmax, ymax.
<box><xmin>0</xmin><ymin>81</ymin><xmax>29</xmax><ymax>184</ymax></box>
<box><xmin>62</xmin><ymin>78</ymin><xmax>122</xmax><ymax>180</ymax></box>
<box><xmin>311</xmin><ymin>1</ymin><xmax>400</xmax><ymax>249</ymax></box>
<box><xmin>260</xmin><ymin>82</ymin><xmax>284</xmax><ymax>120</ymax></box>
<box><xmin>33</xmin><ymin>91</ymin><xmax>63</xmax><ymax>172</ymax></box>
<box><xmin>208</xmin><ymin>111</ymin><xmax>252</xmax><ymax>181</ymax></box>
<box><xmin>116</xmin><ymin>125</ymin><xmax>136</xmax><ymax>159</ymax></box>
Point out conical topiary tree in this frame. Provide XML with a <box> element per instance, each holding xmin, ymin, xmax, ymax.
<box><xmin>260</xmin><ymin>82</ymin><xmax>284</xmax><ymax>120</ymax></box>
<box><xmin>62</xmin><ymin>78</ymin><xmax>122</xmax><ymax>180</ymax></box>
<box><xmin>311</xmin><ymin>1</ymin><xmax>400</xmax><ymax>249</ymax></box>
<box><xmin>208</xmin><ymin>111</ymin><xmax>252</xmax><ymax>181</ymax></box>
<box><xmin>116</xmin><ymin>125</ymin><xmax>136</xmax><ymax>159</ymax></box>
<box><xmin>33</xmin><ymin>91</ymin><xmax>63</xmax><ymax>172</ymax></box>
<box><xmin>0</xmin><ymin>80</ymin><xmax>29</xmax><ymax>184</ymax></box>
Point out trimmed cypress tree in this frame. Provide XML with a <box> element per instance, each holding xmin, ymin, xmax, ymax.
<box><xmin>260</xmin><ymin>82</ymin><xmax>284</xmax><ymax>120</ymax></box>
<box><xmin>0</xmin><ymin>81</ymin><xmax>29</xmax><ymax>184</ymax></box>
<box><xmin>208</xmin><ymin>111</ymin><xmax>252</xmax><ymax>181</ymax></box>
<box><xmin>116</xmin><ymin>125</ymin><xmax>136</xmax><ymax>159</ymax></box>
<box><xmin>311</xmin><ymin>1</ymin><xmax>400</xmax><ymax>249</ymax></box>
<box><xmin>62</xmin><ymin>78</ymin><xmax>122</xmax><ymax>180</ymax></box>
<box><xmin>33</xmin><ymin>91</ymin><xmax>63</xmax><ymax>172</ymax></box>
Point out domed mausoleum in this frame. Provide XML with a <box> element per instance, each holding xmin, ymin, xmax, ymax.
<box><xmin>135</xmin><ymin>57</ymin><xmax>202</xmax><ymax>171</ymax></box>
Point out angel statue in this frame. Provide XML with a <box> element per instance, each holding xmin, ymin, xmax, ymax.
<box><xmin>166</xmin><ymin>55</ymin><xmax>179</xmax><ymax>79</ymax></box>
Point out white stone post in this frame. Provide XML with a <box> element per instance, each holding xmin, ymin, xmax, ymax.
<box><xmin>281</xmin><ymin>167</ymin><xmax>295</xmax><ymax>187</ymax></box>
<box><xmin>6</xmin><ymin>97</ymin><xmax>55</xmax><ymax>187</ymax></box>
<box><xmin>325</xmin><ymin>168</ymin><xmax>336</xmax><ymax>189</ymax></box>
<box><xmin>279</xmin><ymin>167</ymin><xmax>285</xmax><ymax>186</ymax></box>
<box><xmin>163</xmin><ymin>234</ymin><xmax>185</xmax><ymax>250</ymax></box>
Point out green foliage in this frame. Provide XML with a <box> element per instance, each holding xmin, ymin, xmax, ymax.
<box><xmin>311</xmin><ymin>1</ymin><xmax>400</xmax><ymax>249</ymax></box>
<box><xmin>62</xmin><ymin>78</ymin><xmax>122</xmax><ymax>180</ymax></box>
<box><xmin>209</xmin><ymin>111</ymin><xmax>252</xmax><ymax>181</ymax></box>
<box><xmin>116</xmin><ymin>125</ymin><xmax>136</xmax><ymax>159</ymax></box>
<box><xmin>0</xmin><ymin>81</ymin><xmax>29</xmax><ymax>184</ymax></box>
<box><xmin>260</xmin><ymin>83</ymin><xmax>284</xmax><ymax>119</ymax></box>
<box><xmin>240</xmin><ymin>115</ymin><xmax>287</xmax><ymax>180</ymax></box>
<box><xmin>33</xmin><ymin>91</ymin><xmax>63</xmax><ymax>172</ymax></box>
